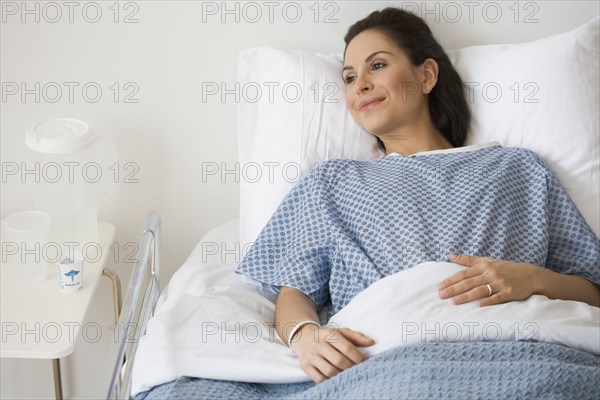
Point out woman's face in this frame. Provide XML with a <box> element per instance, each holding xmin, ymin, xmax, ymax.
<box><xmin>343</xmin><ymin>29</ymin><xmax>432</xmax><ymax>137</ymax></box>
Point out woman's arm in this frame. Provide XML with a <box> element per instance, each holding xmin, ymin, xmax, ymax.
<box><xmin>438</xmin><ymin>254</ymin><xmax>600</xmax><ymax>308</ymax></box>
<box><xmin>274</xmin><ymin>286</ymin><xmax>321</xmax><ymax>344</ymax></box>
<box><xmin>533</xmin><ymin>267</ymin><xmax>600</xmax><ymax>307</ymax></box>
<box><xmin>275</xmin><ymin>287</ymin><xmax>375</xmax><ymax>383</ymax></box>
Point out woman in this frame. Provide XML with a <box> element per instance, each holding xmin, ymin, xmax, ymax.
<box><xmin>236</xmin><ymin>8</ymin><xmax>600</xmax><ymax>383</ymax></box>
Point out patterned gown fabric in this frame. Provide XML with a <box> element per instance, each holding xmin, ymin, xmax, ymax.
<box><xmin>235</xmin><ymin>143</ymin><xmax>600</xmax><ymax>317</ymax></box>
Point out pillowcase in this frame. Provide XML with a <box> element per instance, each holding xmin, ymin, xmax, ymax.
<box><xmin>237</xmin><ymin>18</ymin><xmax>599</xmax><ymax>247</ymax></box>
<box><xmin>448</xmin><ymin>17</ymin><xmax>599</xmax><ymax>238</ymax></box>
<box><xmin>237</xmin><ymin>48</ymin><xmax>383</xmax><ymax>247</ymax></box>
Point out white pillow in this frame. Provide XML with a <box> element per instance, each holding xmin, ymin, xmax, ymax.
<box><xmin>237</xmin><ymin>18</ymin><xmax>600</xmax><ymax>246</ymax></box>
<box><xmin>449</xmin><ymin>17</ymin><xmax>599</xmax><ymax>238</ymax></box>
<box><xmin>237</xmin><ymin>48</ymin><xmax>383</xmax><ymax>247</ymax></box>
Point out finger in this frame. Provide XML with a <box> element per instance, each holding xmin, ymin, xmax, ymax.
<box><xmin>439</xmin><ymin>274</ymin><xmax>487</xmax><ymax>299</ymax></box>
<box><xmin>305</xmin><ymin>365</ymin><xmax>327</xmax><ymax>384</ymax></box>
<box><xmin>330</xmin><ymin>331</ymin><xmax>368</xmax><ymax>364</ymax></box>
<box><xmin>448</xmin><ymin>253</ymin><xmax>485</xmax><ymax>267</ymax></box>
<box><xmin>341</xmin><ymin>328</ymin><xmax>375</xmax><ymax>347</ymax></box>
<box><xmin>450</xmin><ymin>284</ymin><xmax>491</xmax><ymax>305</ymax></box>
<box><xmin>438</xmin><ymin>266</ymin><xmax>485</xmax><ymax>292</ymax></box>
<box><xmin>313</xmin><ymin>354</ymin><xmax>343</xmax><ymax>379</ymax></box>
<box><xmin>319</xmin><ymin>342</ymin><xmax>356</xmax><ymax>371</ymax></box>
<box><xmin>479</xmin><ymin>292</ymin><xmax>504</xmax><ymax>307</ymax></box>
<box><xmin>321</xmin><ymin>325</ymin><xmax>374</xmax><ymax>346</ymax></box>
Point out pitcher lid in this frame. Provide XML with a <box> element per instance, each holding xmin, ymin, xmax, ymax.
<box><xmin>26</xmin><ymin>118</ymin><xmax>97</xmax><ymax>154</ymax></box>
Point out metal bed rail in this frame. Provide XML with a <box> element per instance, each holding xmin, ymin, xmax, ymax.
<box><xmin>104</xmin><ymin>212</ymin><xmax>161</xmax><ymax>399</ymax></box>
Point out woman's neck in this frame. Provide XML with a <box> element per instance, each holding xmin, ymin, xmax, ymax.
<box><xmin>382</xmin><ymin>132</ymin><xmax>454</xmax><ymax>156</ymax></box>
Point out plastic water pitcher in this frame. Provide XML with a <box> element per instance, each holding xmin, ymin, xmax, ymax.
<box><xmin>25</xmin><ymin>118</ymin><xmax>117</xmax><ymax>260</ymax></box>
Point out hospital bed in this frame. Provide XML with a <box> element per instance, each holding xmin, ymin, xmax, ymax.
<box><xmin>104</xmin><ymin>13</ymin><xmax>600</xmax><ymax>400</ymax></box>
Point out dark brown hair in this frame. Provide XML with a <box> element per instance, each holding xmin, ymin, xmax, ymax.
<box><xmin>344</xmin><ymin>7</ymin><xmax>470</xmax><ymax>148</ymax></box>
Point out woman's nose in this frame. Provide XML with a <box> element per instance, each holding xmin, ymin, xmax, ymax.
<box><xmin>354</xmin><ymin>74</ymin><xmax>372</xmax><ymax>94</ymax></box>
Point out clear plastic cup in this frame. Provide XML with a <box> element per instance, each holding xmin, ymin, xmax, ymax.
<box><xmin>2</xmin><ymin>210</ymin><xmax>51</xmax><ymax>281</ymax></box>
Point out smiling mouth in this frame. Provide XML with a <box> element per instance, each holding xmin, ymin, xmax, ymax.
<box><xmin>359</xmin><ymin>98</ymin><xmax>384</xmax><ymax>112</ymax></box>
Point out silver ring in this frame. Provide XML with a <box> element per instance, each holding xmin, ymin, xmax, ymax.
<box><xmin>486</xmin><ymin>284</ymin><xmax>493</xmax><ymax>297</ymax></box>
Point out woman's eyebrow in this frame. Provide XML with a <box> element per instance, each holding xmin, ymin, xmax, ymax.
<box><xmin>342</xmin><ymin>50</ymin><xmax>394</xmax><ymax>72</ymax></box>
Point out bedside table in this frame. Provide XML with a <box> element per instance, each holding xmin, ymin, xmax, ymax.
<box><xmin>1</xmin><ymin>221</ymin><xmax>118</xmax><ymax>399</ymax></box>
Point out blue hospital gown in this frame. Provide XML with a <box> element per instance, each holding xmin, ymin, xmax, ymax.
<box><xmin>235</xmin><ymin>142</ymin><xmax>600</xmax><ymax>317</ymax></box>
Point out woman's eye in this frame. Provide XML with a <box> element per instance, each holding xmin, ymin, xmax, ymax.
<box><xmin>343</xmin><ymin>62</ymin><xmax>384</xmax><ymax>85</ymax></box>
<box><xmin>372</xmin><ymin>62</ymin><xmax>385</xmax><ymax>70</ymax></box>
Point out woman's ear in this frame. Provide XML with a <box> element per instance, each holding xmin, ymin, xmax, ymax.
<box><xmin>421</xmin><ymin>58</ymin><xmax>439</xmax><ymax>94</ymax></box>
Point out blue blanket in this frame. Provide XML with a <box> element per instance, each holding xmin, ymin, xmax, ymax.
<box><xmin>136</xmin><ymin>341</ymin><xmax>600</xmax><ymax>399</ymax></box>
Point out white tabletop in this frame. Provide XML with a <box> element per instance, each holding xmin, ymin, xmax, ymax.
<box><xmin>1</xmin><ymin>221</ymin><xmax>116</xmax><ymax>359</ymax></box>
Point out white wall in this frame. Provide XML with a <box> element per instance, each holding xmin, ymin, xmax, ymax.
<box><xmin>1</xmin><ymin>1</ymin><xmax>598</xmax><ymax>398</ymax></box>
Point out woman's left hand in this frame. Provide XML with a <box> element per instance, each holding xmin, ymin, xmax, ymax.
<box><xmin>438</xmin><ymin>254</ymin><xmax>541</xmax><ymax>306</ymax></box>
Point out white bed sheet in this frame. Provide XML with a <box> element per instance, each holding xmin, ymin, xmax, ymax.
<box><xmin>131</xmin><ymin>219</ymin><xmax>600</xmax><ymax>396</ymax></box>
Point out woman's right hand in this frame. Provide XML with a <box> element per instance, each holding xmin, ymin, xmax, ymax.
<box><xmin>289</xmin><ymin>325</ymin><xmax>375</xmax><ymax>383</ymax></box>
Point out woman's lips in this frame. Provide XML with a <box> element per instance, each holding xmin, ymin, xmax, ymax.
<box><xmin>358</xmin><ymin>97</ymin><xmax>385</xmax><ymax>112</ymax></box>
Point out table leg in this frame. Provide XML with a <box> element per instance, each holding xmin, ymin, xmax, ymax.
<box><xmin>52</xmin><ymin>358</ymin><xmax>63</xmax><ymax>400</ymax></box>
<box><xmin>102</xmin><ymin>268</ymin><xmax>122</xmax><ymax>322</ymax></box>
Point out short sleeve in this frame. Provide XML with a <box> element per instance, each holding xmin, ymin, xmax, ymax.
<box><xmin>235</xmin><ymin>164</ymin><xmax>338</xmax><ymax>310</ymax></box>
<box><xmin>530</xmin><ymin>153</ymin><xmax>600</xmax><ymax>285</ymax></box>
